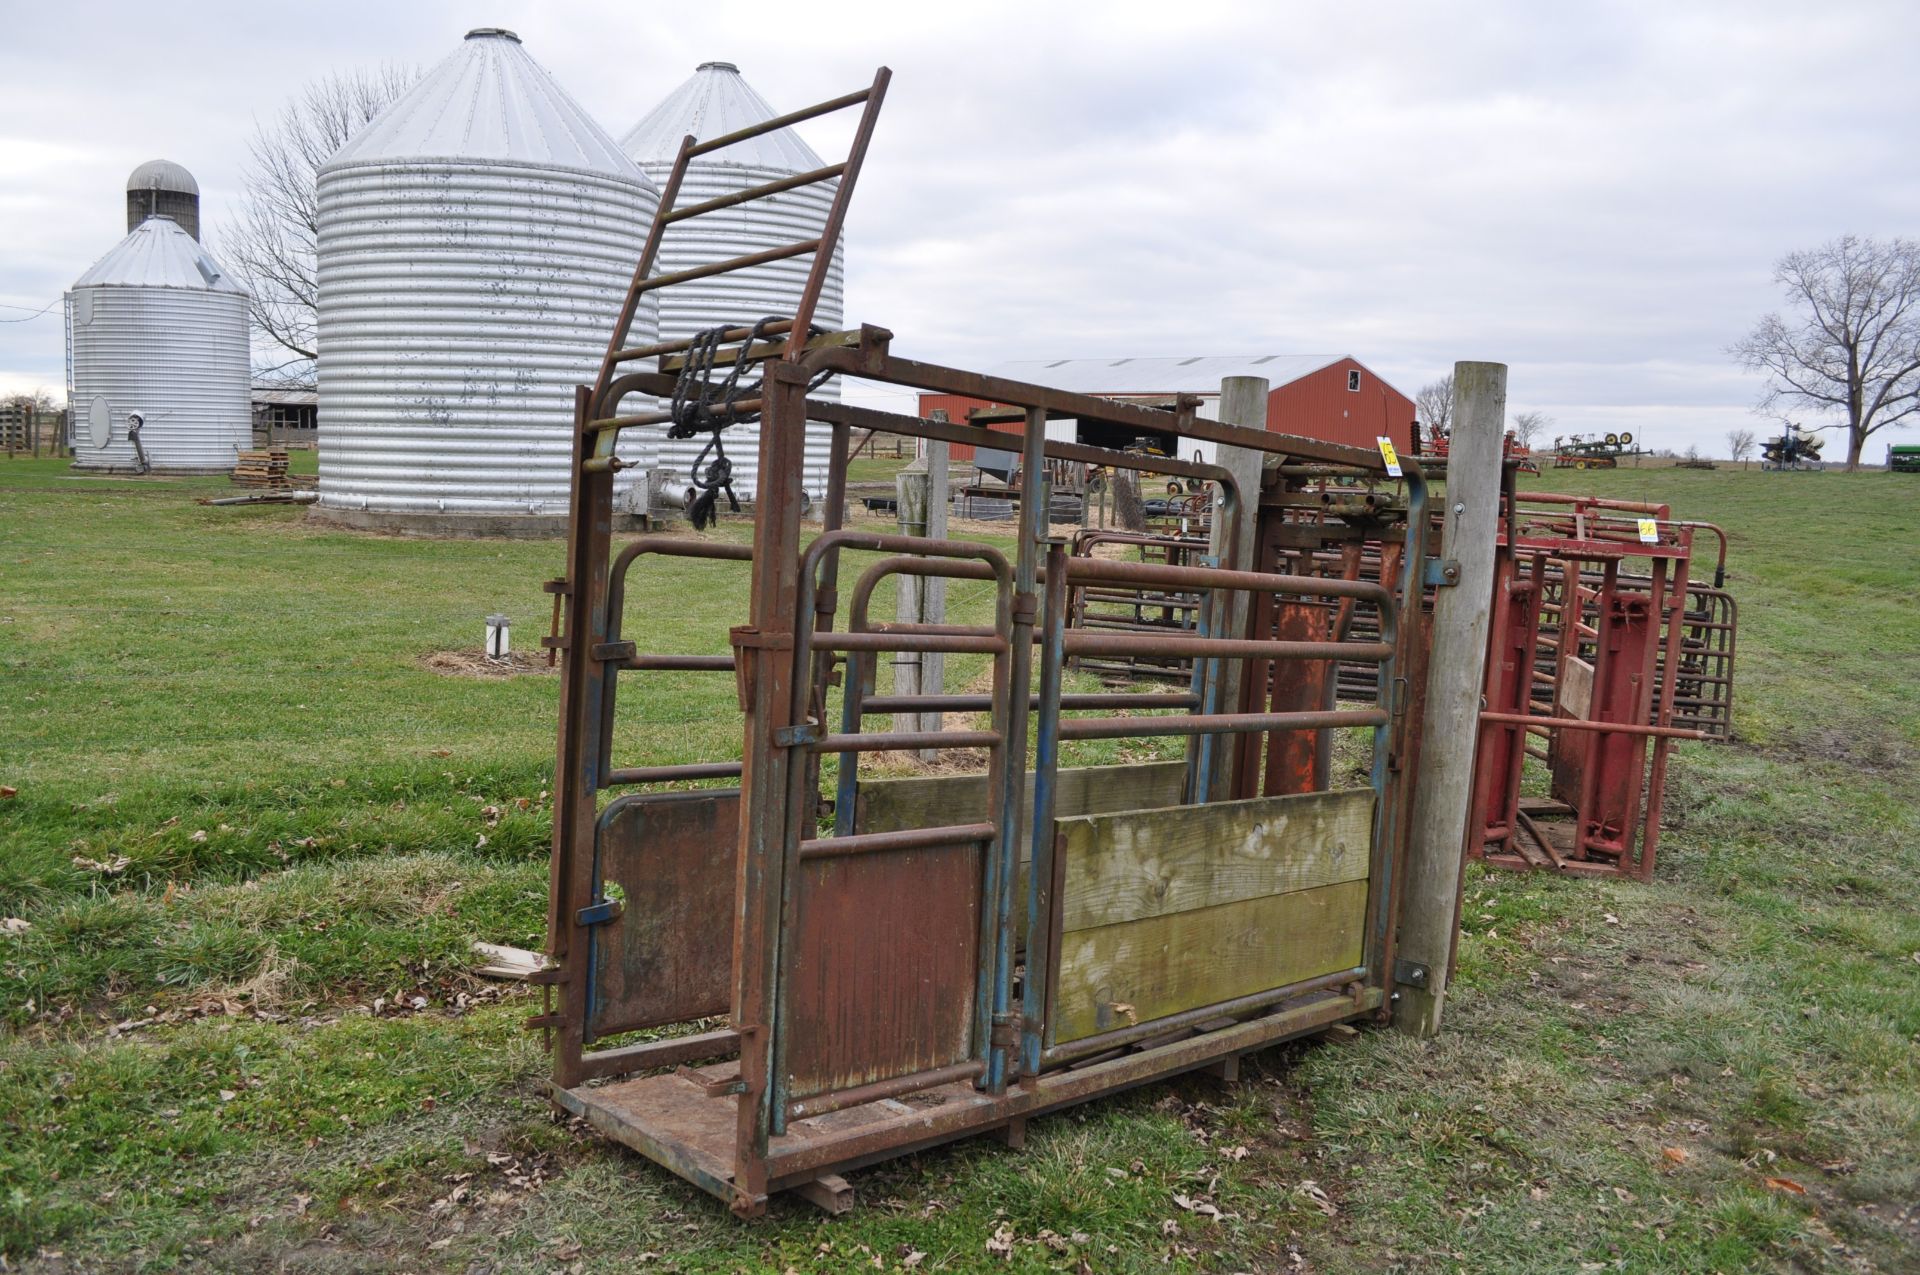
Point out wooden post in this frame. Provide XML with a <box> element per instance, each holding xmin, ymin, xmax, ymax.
<box><xmin>921</xmin><ymin>434</ymin><xmax>949</xmax><ymax>755</ymax></box>
<box><xmin>1206</xmin><ymin>377</ymin><xmax>1268</xmax><ymax>801</ymax></box>
<box><xmin>894</xmin><ymin>452</ymin><xmax>929</xmax><ymax>731</ymax></box>
<box><xmin>893</xmin><ymin>417</ymin><xmax>951</xmax><ymax>758</ymax></box>
<box><xmin>1394</xmin><ymin>360</ymin><xmax>1506</xmax><ymax>1037</ymax></box>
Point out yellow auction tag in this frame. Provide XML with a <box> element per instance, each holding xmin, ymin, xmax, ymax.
<box><xmin>1376</xmin><ymin>437</ymin><xmax>1403</xmax><ymax>478</ymax></box>
<box><xmin>1637</xmin><ymin>517</ymin><xmax>1659</xmax><ymax>544</ymax></box>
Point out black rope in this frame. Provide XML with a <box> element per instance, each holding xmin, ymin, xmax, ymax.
<box><xmin>665</xmin><ymin>316</ymin><xmax>836</xmax><ymax>530</ymax></box>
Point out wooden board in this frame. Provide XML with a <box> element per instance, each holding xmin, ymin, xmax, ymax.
<box><xmin>1558</xmin><ymin>655</ymin><xmax>1595</xmax><ymax>720</ymax></box>
<box><xmin>1057</xmin><ymin>788</ymin><xmax>1373</xmax><ymax>931</ymax></box>
<box><xmin>1051</xmin><ymin>878</ymin><xmax>1367</xmax><ymax>1042</ymax></box>
<box><xmin>855</xmin><ymin>760</ymin><xmax>1187</xmax><ymax>836</ymax></box>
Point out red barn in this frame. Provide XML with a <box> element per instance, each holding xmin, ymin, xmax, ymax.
<box><xmin>917</xmin><ymin>355</ymin><xmax>1416</xmax><ymax>463</ymax></box>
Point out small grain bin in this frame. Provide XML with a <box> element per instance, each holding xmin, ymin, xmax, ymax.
<box><xmin>621</xmin><ymin>62</ymin><xmax>843</xmax><ymax>505</ymax></box>
<box><xmin>125</xmin><ymin>159</ymin><xmax>201</xmax><ymax>240</ymax></box>
<box><xmin>67</xmin><ymin>215</ymin><xmax>251</xmax><ymax>472</ymax></box>
<box><xmin>314</xmin><ymin>28</ymin><xmax>659</xmax><ymax>532</ymax></box>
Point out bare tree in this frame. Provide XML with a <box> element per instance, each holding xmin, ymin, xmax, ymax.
<box><xmin>1510</xmin><ymin>410</ymin><xmax>1551</xmax><ymax>448</ymax></box>
<box><xmin>1414</xmin><ymin>374</ymin><xmax>1452</xmax><ymax>444</ymax></box>
<box><xmin>1727</xmin><ymin>427</ymin><xmax>1756</xmax><ymax>468</ymax></box>
<box><xmin>1732</xmin><ymin>235</ymin><xmax>1920</xmax><ymax>470</ymax></box>
<box><xmin>218</xmin><ymin>66</ymin><xmax>416</xmax><ymax>383</ymax></box>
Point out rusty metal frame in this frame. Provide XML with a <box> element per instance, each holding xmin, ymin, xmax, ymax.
<box><xmin>540</xmin><ymin>68</ymin><xmax>1454</xmax><ymax>1217</ymax></box>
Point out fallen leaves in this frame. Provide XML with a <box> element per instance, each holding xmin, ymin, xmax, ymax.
<box><xmin>1</xmin><ymin>917</ymin><xmax>29</xmax><ymax>935</ymax></box>
<box><xmin>985</xmin><ymin>1222</ymin><xmax>1015</xmax><ymax>1260</ymax></box>
<box><xmin>1295</xmin><ymin>1180</ymin><xmax>1339</xmax><ymax>1217</ymax></box>
<box><xmin>0</xmin><ymin>785</ymin><xmax>16</xmax><ymax>799</ymax></box>
<box><xmin>1661</xmin><ymin>1146</ymin><xmax>1691</xmax><ymax>1166</ymax></box>
<box><xmin>1171</xmin><ymin>1191</ymin><xmax>1235</xmax><ymax>1222</ymax></box>
<box><xmin>1762</xmin><ymin>1176</ymin><xmax>1807</xmax><ymax>1195</ymax></box>
<box><xmin>72</xmin><ymin>854</ymin><xmax>131</xmax><ymax>875</ymax></box>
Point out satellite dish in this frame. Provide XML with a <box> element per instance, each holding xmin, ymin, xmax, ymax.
<box><xmin>88</xmin><ymin>396</ymin><xmax>111</xmax><ymax>449</ymax></box>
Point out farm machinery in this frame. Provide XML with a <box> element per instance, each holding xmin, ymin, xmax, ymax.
<box><xmin>532</xmin><ymin>66</ymin><xmax>1496</xmax><ymax>1217</ymax></box>
<box><xmin>1761</xmin><ymin>423</ymin><xmax>1825</xmax><ymax>470</ymax></box>
<box><xmin>1550</xmin><ymin>431</ymin><xmax>1642</xmax><ymax>469</ymax></box>
<box><xmin>1426</xmin><ymin>421</ymin><xmax>1539</xmax><ymax>473</ymax></box>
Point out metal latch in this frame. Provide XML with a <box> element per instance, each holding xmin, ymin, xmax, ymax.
<box><xmin>775</xmin><ymin>721</ymin><xmax>822</xmax><ymax>747</ymax></box>
<box><xmin>1423</xmin><ymin>558</ymin><xmax>1461</xmax><ymax>589</ymax></box>
<box><xmin>591</xmin><ymin>640</ymin><xmax>637</xmax><ymax>663</ymax></box>
<box><xmin>1393</xmin><ymin>958</ymin><xmax>1431</xmax><ymax>989</ymax></box>
<box><xmin>576</xmin><ymin>897</ymin><xmax>624</xmax><ymax>927</ymax></box>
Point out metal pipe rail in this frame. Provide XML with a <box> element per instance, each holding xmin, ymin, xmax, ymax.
<box><xmin>589</xmin><ymin>66</ymin><xmax>889</xmax><ymax>422</ymax></box>
<box><xmin>597</xmin><ymin>538</ymin><xmax>755</xmax><ymax>789</ymax></box>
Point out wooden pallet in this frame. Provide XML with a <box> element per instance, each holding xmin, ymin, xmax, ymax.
<box><xmin>231</xmin><ymin>448</ymin><xmax>290</xmax><ymax>489</ymax></box>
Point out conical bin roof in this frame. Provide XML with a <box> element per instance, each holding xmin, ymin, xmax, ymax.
<box><xmin>326</xmin><ymin>27</ymin><xmax>643</xmax><ymax>179</ymax></box>
<box><xmin>621</xmin><ymin>61</ymin><xmax>824</xmax><ymax>171</ymax></box>
<box><xmin>73</xmin><ymin>215</ymin><xmax>244</xmax><ymax>293</ymax></box>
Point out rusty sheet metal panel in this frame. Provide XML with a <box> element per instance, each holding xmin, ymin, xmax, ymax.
<box><xmin>588</xmin><ymin>790</ymin><xmax>739</xmax><ymax>1041</ymax></box>
<box><xmin>783</xmin><ymin>842</ymin><xmax>981</xmax><ymax>1101</ymax></box>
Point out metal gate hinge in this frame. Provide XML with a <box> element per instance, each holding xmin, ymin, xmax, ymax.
<box><xmin>542</xmin><ymin>578</ymin><xmax>573</xmax><ymax>596</ymax></box>
<box><xmin>1392</xmin><ymin>958</ymin><xmax>1431</xmax><ymax>989</ymax></box>
<box><xmin>1423</xmin><ymin>558</ymin><xmax>1461</xmax><ymax>589</ymax></box>
<box><xmin>576</xmin><ymin>898</ymin><xmax>624</xmax><ymax>927</ymax></box>
<box><xmin>989</xmin><ymin>1012</ymin><xmax>1022</xmax><ymax>1049</ymax></box>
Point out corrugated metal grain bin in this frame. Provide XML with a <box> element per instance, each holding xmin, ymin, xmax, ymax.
<box><xmin>621</xmin><ymin>61</ymin><xmax>841</xmax><ymax>505</ymax></box>
<box><xmin>67</xmin><ymin>214</ymin><xmax>251</xmax><ymax>472</ymax></box>
<box><xmin>315</xmin><ymin>28</ymin><xmax>658</xmax><ymax>529</ymax></box>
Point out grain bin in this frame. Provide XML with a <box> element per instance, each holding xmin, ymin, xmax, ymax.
<box><xmin>67</xmin><ymin>215</ymin><xmax>250</xmax><ymax>472</ymax></box>
<box><xmin>621</xmin><ymin>61</ymin><xmax>842</xmax><ymax>505</ymax></box>
<box><xmin>314</xmin><ymin>28</ymin><xmax>658</xmax><ymax>533</ymax></box>
<box><xmin>125</xmin><ymin>159</ymin><xmax>201</xmax><ymax>240</ymax></box>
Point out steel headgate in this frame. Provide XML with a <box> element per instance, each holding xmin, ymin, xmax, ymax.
<box><xmin>539</xmin><ymin>68</ymin><xmax>1464</xmax><ymax>1216</ymax></box>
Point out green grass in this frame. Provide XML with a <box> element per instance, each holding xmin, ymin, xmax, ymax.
<box><xmin>1</xmin><ymin>455</ymin><xmax>1917</xmax><ymax>1271</ymax></box>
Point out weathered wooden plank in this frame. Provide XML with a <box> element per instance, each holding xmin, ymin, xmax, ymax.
<box><xmin>1559</xmin><ymin>655</ymin><xmax>1595</xmax><ymax>720</ymax></box>
<box><xmin>1058</xmin><ymin>788</ymin><xmax>1373</xmax><ymax>932</ymax></box>
<box><xmin>1052</xmin><ymin>878</ymin><xmax>1368</xmax><ymax>1044</ymax></box>
<box><xmin>855</xmin><ymin>759</ymin><xmax>1186</xmax><ymax>834</ymax></box>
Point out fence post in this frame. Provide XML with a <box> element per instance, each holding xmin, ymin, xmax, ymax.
<box><xmin>1394</xmin><ymin>360</ymin><xmax>1506</xmax><ymax>1037</ymax></box>
<box><xmin>1207</xmin><ymin>377</ymin><xmax>1268</xmax><ymax>800</ymax></box>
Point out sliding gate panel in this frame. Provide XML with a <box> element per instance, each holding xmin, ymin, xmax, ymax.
<box><xmin>1047</xmin><ymin>789</ymin><xmax>1374</xmax><ymax>1044</ymax></box>
<box><xmin>783</xmin><ymin>836</ymin><xmax>985</xmax><ymax>1101</ymax></box>
<box><xmin>587</xmin><ymin>790</ymin><xmax>739</xmax><ymax>1042</ymax></box>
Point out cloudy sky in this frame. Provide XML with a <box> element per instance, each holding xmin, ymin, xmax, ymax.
<box><xmin>3</xmin><ymin>0</ymin><xmax>1915</xmax><ymax>455</ymax></box>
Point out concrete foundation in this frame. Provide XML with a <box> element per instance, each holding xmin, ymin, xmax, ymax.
<box><xmin>306</xmin><ymin>504</ymin><xmax>651</xmax><ymax>540</ymax></box>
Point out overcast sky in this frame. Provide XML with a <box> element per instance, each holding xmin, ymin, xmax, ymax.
<box><xmin>3</xmin><ymin>0</ymin><xmax>1915</xmax><ymax>455</ymax></box>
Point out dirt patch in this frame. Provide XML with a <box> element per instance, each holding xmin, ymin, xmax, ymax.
<box><xmin>418</xmin><ymin>650</ymin><xmax>556</xmax><ymax>679</ymax></box>
<box><xmin>1776</xmin><ymin>725</ymin><xmax>1911</xmax><ymax>773</ymax></box>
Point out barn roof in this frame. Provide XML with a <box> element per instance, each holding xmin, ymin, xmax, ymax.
<box><xmin>983</xmin><ymin>355</ymin><xmax>1381</xmax><ymax>396</ymax></box>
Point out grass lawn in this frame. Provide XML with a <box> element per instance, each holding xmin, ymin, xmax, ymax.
<box><xmin>0</xmin><ymin>455</ymin><xmax>1916</xmax><ymax>1272</ymax></box>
